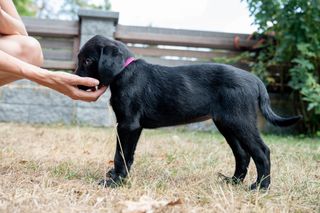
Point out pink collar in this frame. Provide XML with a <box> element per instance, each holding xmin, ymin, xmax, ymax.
<box><xmin>123</xmin><ymin>57</ymin><xmax>136</xmax><ymax>69</ymax></box>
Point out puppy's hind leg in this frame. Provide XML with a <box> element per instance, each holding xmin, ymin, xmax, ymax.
<box><xmin>233</xmin><ymin>123</ymin><xmax>271</xmax><ymax>190</ymax></box>
<box><xmin>214</xmin><ymin>120</ymin><xmax>250</xmax><ymax>185</ymax></box>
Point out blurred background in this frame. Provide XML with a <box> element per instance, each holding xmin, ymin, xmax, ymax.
<box><xmin>14</xmin><ymin>0</ymin><xmax>257</xmax><ymax>33</ymax></box>
<box><xmin>5</xmin><ymin>0</ymin><xmax>320</xmax><ymax>135</ymax></box>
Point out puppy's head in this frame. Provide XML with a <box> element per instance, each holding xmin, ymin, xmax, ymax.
<box><xmin>75</xmin><ymin>35</ymin><xmax>133</xmax><ymax>90</ymax></box>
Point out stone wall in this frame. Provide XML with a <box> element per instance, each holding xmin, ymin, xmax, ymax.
<box><xmin>0</xmin><ymin>10</ymin><xmax>119</xmax><ymax>127</ymax></box>
<box><xmin>78</xmin><ymin>9</ymin><xmax>119</xmax><ymax>46</ymax></box>
<box><xmin>0</xmin><ymin>71</ymin><xmax>297</xmax><ymax>132</ymax></box>
<box><xmin>0</xmin><ymin>80</ymin><xmax>115</xmax><ymax>126</ymax></box>
<box><xmin>0</xmin><ymin>80</ymin><xmax>298</xmax><ymax>133</ymax></box>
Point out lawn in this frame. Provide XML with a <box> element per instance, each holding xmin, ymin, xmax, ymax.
<box><xmin>0</xmin><ymin>123</ymin><xmax>319</xmax><ymax>212</ymax></box>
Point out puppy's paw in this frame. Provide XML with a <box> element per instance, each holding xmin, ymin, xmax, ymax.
<box><xmin>218</xmin><ymin>173</ymin><xmax>242</xmax><ymax>185</ymax></box>
<box><xmin>249</xmin><ymin>182</ymin><xmax>270</xmax><ymax>191</ymax></box>
<box><xmin>98</xmin><ymin>178</ymin><xmax>123</xmax><ymax>188</ymax></box>
<box><xmin>98</xmin><ymin>168</ymin><xmax>126</xmax><ymax>188</ymax></box>
<box><xmin>106</xmin><ymin>168</ymin><xmax>116</xmax><ymax>178</ymax></box>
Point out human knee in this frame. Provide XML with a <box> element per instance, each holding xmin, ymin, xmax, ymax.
<box><xmin>19</xmin><ymin>36</ymin><xmax>44</xmax><ymax>66</ymax></box>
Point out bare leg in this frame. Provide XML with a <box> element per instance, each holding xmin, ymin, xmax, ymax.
<box><xmin>0</xmin><ymin>35</ymin><xmax>43</xmax><ymax>86</ymax></box>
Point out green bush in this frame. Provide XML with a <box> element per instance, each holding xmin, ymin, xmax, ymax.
<box><xmin>246</xmin><ymin>0</ymin><xmax>320</xmax><ymax>134</ymax></box>
<box><xmin>13</xmin><ymin>0</ymin><xmax>35</xmax><ymax>16</ymax></box>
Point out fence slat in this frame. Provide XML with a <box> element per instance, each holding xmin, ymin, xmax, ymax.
<box><xmin>115</xmin><ymin>25</ymin><xmax>257</xmax><ymax>50</ymax></box>
<box><xmin>23</xmin><ymin>17</ymin><xmax>79</xmax><ymax>37</ymax></box>
<box><xmin>42</xmin><ymin>60</ymin><xmax>75</xmax><ymax>70</ymax></box>
<box><xmin>116</xmin><ymin>25</ymin><xmax>250</xmax><ymax>39</ymax></box>
<box><xmin>38</xmin><ymin>38</ymin><xmax>74</xmax><ymax>49</ymax></box>
<box><xmin>129</xmin><ymin>46</ymin><xmax>238</xmax><ymax>60</ymax></box>
<box><xmin>142</xmin><ymin>56</ymin><xmax>203</xmax><ymax>66</ymax></box>
<box><xmin>43</xmin><ymin>49</ymin><xmax>74</xmax><ymax>61</ymax></box>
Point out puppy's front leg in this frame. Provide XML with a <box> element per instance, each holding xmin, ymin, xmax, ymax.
<box><xmin>99</xmin><ymin>125</ymin><xmax>142</xmax><ymax>187</ymax></box>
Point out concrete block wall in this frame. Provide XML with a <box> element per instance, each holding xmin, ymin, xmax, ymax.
<box><xmin>0</xmin><ymin>10</ymin><xmax>119</xmax><ymax>127</ymax></box>
<box><xmin>0</xmin><ymin>80</ymin><xmax>297</xmax><ymax>133</ymax></box>
<box><xmin>0</xmin><ymin>80</ymin><xmax>115</xmax><ymax>126</ymax></box>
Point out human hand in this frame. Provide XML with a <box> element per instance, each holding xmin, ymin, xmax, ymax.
<box><xmin>43</xmin><ymin>71</ymin><xmax>107</xmax><ymax>102</ymax></box>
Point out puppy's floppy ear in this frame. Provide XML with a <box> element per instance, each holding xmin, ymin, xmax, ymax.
<box><xmin>98</xmin><ymin>45</ymin><xmax>124</xmax><ymax>86</ymax></box>
<box><xmin>97</xmin><ymin>46</ymin><xmax>110</xmax><ymax>85</ymax></box>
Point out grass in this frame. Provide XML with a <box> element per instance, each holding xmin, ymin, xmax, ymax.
<box><xmin>0</xmin><ymin>122</ymin><xmax>319</xmax><ymax>212</ymax></box>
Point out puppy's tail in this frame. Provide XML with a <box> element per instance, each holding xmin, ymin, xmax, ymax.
<box><xmin>257</xmin><ymin>80</ymin><xmax>302</xmax><ymax>127</ymax></box>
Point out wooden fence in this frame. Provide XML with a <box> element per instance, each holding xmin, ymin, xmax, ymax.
<box><xmin>115</xmin><ymin>25</ymin><xmax>256</xmax><ymax>66</ymax></box>
<box><xmin>22</xmin><ymin>12</ymin><xmax>255</xmax><ymax>69</ymax></box>
<box><xmin>22</xmin><ymin>9</ymin><xmax>286</xmax><ymax>92</ymax></box>
<box><xmin>23</xmin><ymin>17</ymin><xmax>80</xmax><ymax>70</ymax></box>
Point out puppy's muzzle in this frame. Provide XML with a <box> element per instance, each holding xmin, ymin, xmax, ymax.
<box><xmin>77</xmin><ymin>85</ymin><xmax>97</xmax><ymax>91</ymax></box>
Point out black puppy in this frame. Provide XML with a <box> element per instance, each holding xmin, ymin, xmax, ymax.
<box><xmin>75</xmin><ymin>35</ymin><xmax>301</xmax><ymax>190</ymax></box>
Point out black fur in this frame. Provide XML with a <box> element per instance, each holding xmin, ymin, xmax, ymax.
<box><xmin>75</xmin><ymin>35</ymin><xmax>301</xmax><ymax>190</ymax></box>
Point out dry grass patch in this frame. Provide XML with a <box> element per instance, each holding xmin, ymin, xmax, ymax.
<box><xmin>0</xmin><ymin>123</ymin><xmax>319</xmax><ymax>212</ymax></box>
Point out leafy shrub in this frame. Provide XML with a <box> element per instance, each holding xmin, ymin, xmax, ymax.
<box><xmin>13</xmin><ymin>0</ymin><xmax>35</xmax><ymax>16</ymax></box>
<box><xmin>246</xmin><ymin>0</ymin><xmax>320</xmax><ymax>134</ymax></box>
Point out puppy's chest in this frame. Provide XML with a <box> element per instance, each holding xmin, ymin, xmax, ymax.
<box><xmin>110</xmin><ymin>92</ymin><xmax>141</xmax><ymax>113</ymax></box>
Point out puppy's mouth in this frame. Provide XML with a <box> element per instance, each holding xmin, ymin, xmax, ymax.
<box><xmin>77</xmin><ymin>85</ymin><xmax>98</xmax><ymax>91</ymax></box>
<box><xmin>77</xmin><ymin>83</ymin><xmax>109</xmax><ymax>91</ymax></box>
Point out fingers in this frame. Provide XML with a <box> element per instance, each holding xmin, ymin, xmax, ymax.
<box><xmin>55</xmin><ymin>72</ymin><xmax>100</xmax><ymax>87</ymax></box>
<box><xmin>95</xmin><ymin>85</ymin><xmax>108</xmax><ymax>96</ymax></box>
<box><xmin>48</xmin><ymin>72</ymin><xmax>106</xmax><ymax>101</ymax></box>
<box><xmin>71</xmin><ymin>76</ymin><xmax>100</xmax><ymax>87</ymax></box>
<box><xmin>71</xmin><ymin>86</ymin><xmax>108</xmax><ymax>102</ymax></box>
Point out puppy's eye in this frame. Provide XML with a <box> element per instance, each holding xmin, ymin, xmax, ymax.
<box><xmin>85</xmin><ymin>58</ymin><xmax>93</xmax><ymax>66</ymax></box>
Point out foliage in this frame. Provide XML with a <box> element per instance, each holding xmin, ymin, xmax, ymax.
<box><xmin>245</xmin><ymin>0</ymin><xmax>320</xmax><ymax>134</ymax></box>
<box><xmin>60</xmin><ymin>0</ymin><xmax>111</xmax><ymax>20</ymax></box>
<box><xmin>34</xmin><ymin>0</ymin><xmax>111</xmax><ymax>20</ymax></box>
<box><xmin>212</xmin><ymin>52</ymin><xmax>251</xmax><ymax>64</ymax></box>
<box><xmin>13</xmin><ymin>0</ymin><xmax>35</xmax><ymax>16</ymax></box>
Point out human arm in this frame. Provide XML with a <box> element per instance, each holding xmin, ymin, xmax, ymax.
<box><xmin>0</xmin><ymin>1</ymin><xmax>28</xmax><ymax>36</ymax></box>
<box><xmin>0</xmin><ymin>50</ymin><xmax>107</xmax><ymax>101</ymax></box>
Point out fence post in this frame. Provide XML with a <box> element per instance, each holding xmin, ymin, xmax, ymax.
<box><xmin>78</xmin><ymin>9</ymin><xmax>119</xmax><ymax>47</ymax></box>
